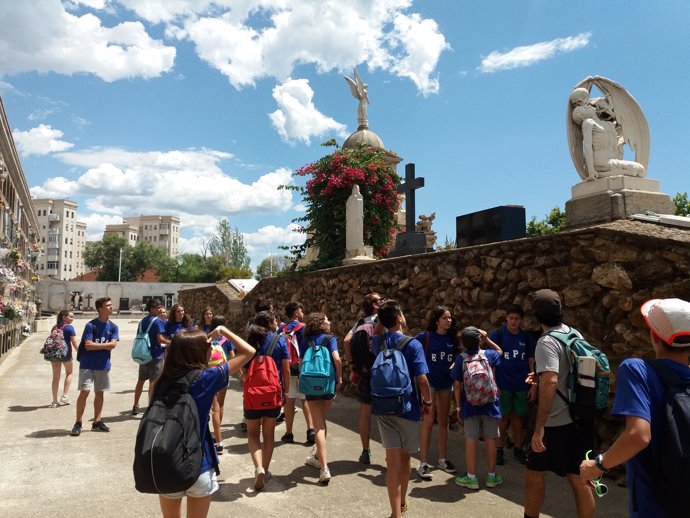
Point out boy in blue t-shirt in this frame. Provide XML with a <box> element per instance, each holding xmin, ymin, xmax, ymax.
<box><xmin>71</xmin><ymin>297</ymin><xmax>119</xmax><ymax>436</ymax></box>
<box><xmin>452</xmin><ymin>326</ymin><xmax>503</xmax><ymax>490</ymax></box>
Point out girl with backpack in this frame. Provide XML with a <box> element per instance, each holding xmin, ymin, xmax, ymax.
<box><xmin>243</xmin><ymin>311</ymin><xmax>290</xmax><ymax>490</ymax></box>
<box><xmin>47</xmin><ymin>310</ymin><xmax>79</xmax><ymax>407</ymax></box>
<box><xmin>157</xmin><ymin>327</ymin><xmax>255</xmax><ymax>518</ymax></box>
<box><xmin>207</xmin><ymin>314</ymin><xmax>235</xmax><ymax>455</ymax></box>
<box><xmin>415</xmin><ymin>306</ymin><xmax>461</xmax><ymax>480</ymax></box>
<box><xmin>301</xmin><ymin>312</ymin><xmax>343</xmax><ymax>485</ymax></box>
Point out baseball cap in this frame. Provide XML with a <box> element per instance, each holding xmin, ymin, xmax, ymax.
<box><xmin>461</xmin><ymin>326</ymin><xmax>481</xmax><ymax>349</ymax></box>
<box><xmin>532</xmin><ymin>289</ymin><xmax>563</xmax><ymax>319</ymax></box>
<box><xmin>640</xmin><ymin>298</ymin><xmax>690</xmax><ymax>347</ymax></box>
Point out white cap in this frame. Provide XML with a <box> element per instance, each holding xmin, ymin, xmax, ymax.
<box><xmin>640</xmin><ymin>298</ymin><xmax>690</xmax><ymax>347</ymax></box>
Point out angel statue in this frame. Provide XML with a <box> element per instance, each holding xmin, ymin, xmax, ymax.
<box><xmin>567</xmin><ymin>76</ymin><xmax>649</xmax><ymax>181</ymax></box>
<box><xmin>344</xmin><ymin>67</ymin><xmax>369</xmax><ymax>129</ymax></box>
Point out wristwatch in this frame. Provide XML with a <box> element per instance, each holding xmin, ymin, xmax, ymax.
<box><xmin>594</xmin><ymin>454</ymin><xmax>608</xmax><ymax>472</ymax></box>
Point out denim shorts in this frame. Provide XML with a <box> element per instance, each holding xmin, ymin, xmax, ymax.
<box><xmin>160</xmin><ymin>468</ymin><xmax>219</xmax><ymax>499</ymax></box>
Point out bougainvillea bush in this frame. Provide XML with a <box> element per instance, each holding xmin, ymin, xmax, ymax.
<box><xmin>281</xmin><ymin>141</ymin><xmax>401</xmax><ymax>270</ymax></box>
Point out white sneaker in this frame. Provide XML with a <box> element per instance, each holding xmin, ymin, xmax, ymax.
<box><xmin>59</xmin><ymin>394</ymin><xmax>71</xmax><ymax>405</ymax></box>
<box><xmin>254</xmin><ymin>466</ymin><xmax>265</xmax><ymax>491</ymax></box>
<box><xmin>417</xmin><ymin>463</ymin><xmax>433</xmax><ymax>480</ymax></box>
<box><xmin>305</xmin><ymin>454</ymin><xmax>320</xmax><ymax>469</ymax></box>
<box><xmin>319</xmin><ymin>467</ymin><xmax>331</xmax><ymax>484</ymax></box>
<box><xmin>437</xmin><ymin>458</ymin><xmax>457</xmax><ymax>473</ymax></box>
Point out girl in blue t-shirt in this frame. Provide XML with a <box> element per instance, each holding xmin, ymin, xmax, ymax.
<box><xmin>165</xmin><ymin>304</ymin><xmax>193</xmax><ymax>338</ymax></box>
<box><xmin>414</xmin><ymin>306</ymin><xmax>461</xmax><ymax>479</ymax></box>
<box><xmin>198</xmin><ymin>306</ymin><xmax>214</xmax><ymax>334</ymax></box>
<box><xmin>158</xmin><ymin>327</ymin><xmax>255</xmax><ymax>518</ymax></box>
<box><xmin>243</xmin><ymin>311</ymin><xmax>290</xmax><ymax>491</ymax></box>
<box><xmin>300</xmin><ymin>312</ymin><xmax>342</xmax><ymax>485</ymax></box>
<box><xmin>48</xmin><ymin>309</ymin><xmax>79</xmax><ymax>407</ymax></box>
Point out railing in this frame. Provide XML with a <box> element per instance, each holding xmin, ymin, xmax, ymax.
<box><xmin>48</xmin><ymin>214</ymin><xmax>60</xmax><ymax>222</ymax></box>
<box><xmin>0</xmin><ymin>321</ymin><xmax>25</xmax><ymax>358</ymax></box>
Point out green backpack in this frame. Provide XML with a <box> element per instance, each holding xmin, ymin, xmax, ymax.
<box><xmin>545</xmin><ymin>328</ymin><xmax>610</xmax><ymax>420</ymax></box>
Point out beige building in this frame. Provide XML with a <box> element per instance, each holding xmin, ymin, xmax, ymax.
<box><xmin>33</xmin><ymin>199</ymin><xmax>87</xmax><ymax>280</ymax></box>
<box><xmin>104</xmin><ymin>215</ymin><xmax>180</xmax><ymax>256</ymax></box>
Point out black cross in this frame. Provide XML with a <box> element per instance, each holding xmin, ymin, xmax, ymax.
<box><xmin>396</xmin><ymin>163</ymin><xmax>424</xmax><ymax>232</ymax></box>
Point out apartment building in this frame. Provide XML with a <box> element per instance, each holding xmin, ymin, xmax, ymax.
<box><xmin>104</xmin><ymin>215</ymin><xmax>180</xmax><ymax>256</ymax></box>
<box><xmin>33</xmin><ymin>199</ymin><xmax>87</xmax><ymax>280</ymax></box>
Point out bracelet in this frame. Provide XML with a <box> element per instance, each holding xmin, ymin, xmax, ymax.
<box><xmin>594</xmin><ymin>454</ymin><xmax>608</xmax><ymax>472</ymax></box>
<box><xmin>422</xmin><ymin>399</ymin><xmax>432</xmax><ymax>406</ymax></box>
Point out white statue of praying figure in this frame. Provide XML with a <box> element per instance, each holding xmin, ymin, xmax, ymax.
<box><xmin>346</xmin><ymin>184</ymin><xmax>365</xmax><ymax>255</ymax></box>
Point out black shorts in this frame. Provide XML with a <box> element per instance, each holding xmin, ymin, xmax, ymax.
<box><xmin>526</xmin><ymin>421</ymin><xmax>595</xmax><ymax>477</ymax></box>
<box><xmin>305</xmin><ymin>393</ymin><xmax>335</xmax><ymax>401</ymax></box>
<box><xmin>243</xmin><ymin>406</ymin><xmax>281</xmax><ymax>420</ymax></box>
<box><xmin>355</xmin><ymin>374</ymin><xmax>372</xmax><ymax>405</ymax></box>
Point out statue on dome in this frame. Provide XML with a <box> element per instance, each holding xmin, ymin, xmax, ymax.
<box><xmin>344</xmin><ymin>67</ymin><xmax>369</xmax><ymax>129</ymax></box>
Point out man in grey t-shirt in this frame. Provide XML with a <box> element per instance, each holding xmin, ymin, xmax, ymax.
<box><xmin>523</xmin><ymin>289</ymin><xmax>596</xmax><ymax>518</ymax></box>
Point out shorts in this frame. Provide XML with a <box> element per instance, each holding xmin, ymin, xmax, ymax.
<box><xmin>160</xmin><ymin>468</ymin><xmax>219</xmax><ymax>499</ymax></box>
<box><xmin>526</xmin><ymin>421</ymin><xmax>595</xmax><ymax>477</ymax></box>
<box><xmin>78</xmin><ymin>369</ymin><xmax>110</xmax><ymax>391</ymax></box>
<box><xmin>138</xmin><ymin>359</ymin><xmax>164</xmax><ymax>382</ymax></box>
<box><xmin>500</xmin><ymin>390</ymin><xmax>528</xmax><ymax>417</ymax></box>
<box><xmin>305</xmin><ymin>393</ymin><xmax>335</xmax><ymax>401</ymax></box>
<box><xmin>355</xmin><ymin>374</ymin><xmax>372</xmax><ymax>405</ymax></box>
<box><xmin>377</xmin><ymin>415</ymin><xmax>420</xmax><ymax>453</ymax></box>
<box><xmin>429</xmin><ymin>385</ymin><xmax>452</xmax><ymax>393</ymax></box>
<box><xmin>286</xmin><ymin>376</ymin><xmax>305</xmax><ymax>400</ymax></box>
<box><xmin>464</xmin><ymin>415</ymin><xmax>500</xmax><ymax>440</ymax></box>
<box><xmin>244</xmin><ymin>406</ymin><xmax>281</xmax><ymax>420</ymax></box>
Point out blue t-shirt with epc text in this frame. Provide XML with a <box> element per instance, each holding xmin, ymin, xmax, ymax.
<box><xmin>414</xmin><ymin>330</ymin><xmax>455</xmax><ymax>390</ymax></box>
<box><xmin>79</xmin><ymin>319</ymin><xmax>119</xmax><ymax>370</ymax></box>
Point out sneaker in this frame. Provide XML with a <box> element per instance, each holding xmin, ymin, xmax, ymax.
<box><xmin>318</xmin><ymin>467</ymin><xmax>331</xmax><ymax>485</ymax></box>
<box><xmin>454</xmin><ymin>474</ymin><xmax>479</xmax><ymax>490</ymax></box>
<box><xmin>59</xmin><ymin>394</ymin><xmax>71</xmax><ymax>405</ymax></box>
<box><xmin>281</xmin><ymin>432</ymin><xmax>294</xmax><ymax>443</ymax></box>
<box><xmin>438</xmin><ymin>458</ymin><xmax>457</xmax><ymax>473</ymax></box>
<box><xmin>306</xmin><ymin>428</ymin><xmax>316</xmax><ymax>444</ymax></box>
<box><xmin>514</xmin><ymin>447</ymin><xmax>527</xmax><ymax>465</ymax></box>
<box><xmin>50</xmin><ymin>401</ymin><xmax>59</xmax><ymax>408</ymax></box>
<box><xmin>417</xmin><ymin>463</ymin><xmax>433</xmax><ymax>480</ymax></box>
<box><xmin>132</xmin><ymin>405</ymin><xmax>140</xmax><ymax>416</ymax></box>
<box><xmin>496</xmin><ymin>447</ymin><xmax>505</xmax><ymax>466</ymax></box>
<box><xmin>70</xmin><ymin>421</ymin><xmax>82</xmax><ymax>436</ymax></box>
<box><xmin>305</xmin><ymin>453</ymin><xmax>320</xmax><ymax>469</ymax></box>
<box><xmin>486</xmin><ymin>473</ymin><xmax>503</xmax><ymax>488</ymax></box>
<box><xmin>254</xmin><ymin>466</ymin><xmax>265</xmax><ymax>491</ymax></box>
<box><xmin>215</xmin><ymin>443</ymin><xmax>224</xmax><ymax>455</ymax></box>
<box><xmin>91</xmin><ymin>420</ymin><xmax>110</xmax><ymax>432</ymax></box>
<box><xmin>359</xmin><ymin>448</ymin><xmax>371</xmax><ymax>465</ymax></box>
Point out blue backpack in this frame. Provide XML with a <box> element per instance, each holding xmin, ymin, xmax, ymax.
<box><xmin>132</xmin><ymin>317</ymin><xmax>158</xmax><ymax>365</ymax></box>
<box><xmin>370</xmin><ymin>335</ymin><xmax>414</xmax><ymax>416</ymax></box>
<box><xmin>299</xmin><ymin>335</ymin><xmax>335</xmax><ymax>396</ymax></box>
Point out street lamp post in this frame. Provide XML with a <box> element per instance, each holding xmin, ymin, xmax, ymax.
<box><xmin>118</xmin><ymin>248</ymin><xmax>123</xmax><ymax>282</ymax></box>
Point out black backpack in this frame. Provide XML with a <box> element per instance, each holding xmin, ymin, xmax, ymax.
<box><xmin>351</xmin><ymin>319</ymin><xmax>376</xmax><ymax>374</ymax></box>
<box><xmin>133</xmin><ymin>369</ymin><xmax>217</xmax><ymax>494</ymax></box>
<box><xmin>640</xmin><ymin>360</ymin><xmax>690</xmax><ymax>518</ymax></box>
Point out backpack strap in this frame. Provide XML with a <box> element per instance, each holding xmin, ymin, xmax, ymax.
<box><xmin>265</xmin><ymin>332</ymin><xmax>281</xmax><ymax>357</ymax></box>
<box><xmin>143</xmin><ymin>316</ymin><xmax>157</xmax><ymax>335</ymax></box>
<box><xmin>645</xmin><ymin>359</ymin><xmax>689</xmax><ymax>388</ymax></box>
<box><xmin>424</xmin><ymin>331</ymin><xmax>431</xmax><ymax>354</ymax></box>
<box><xmin>396</xmin><ymin>335</ymin><xmax>414</xmax><ymax>351</ymax></box>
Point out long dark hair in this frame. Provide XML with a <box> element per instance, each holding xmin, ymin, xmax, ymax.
<box><xmin>169</xmin><ymin>304</ymin><xmax>191</xmax><ymax>327</ymax></box>
<box><xmin>57</xmin><ymin>309</ymin><xmax>71</xmax><ymax>326</ymax></box>
<box><xmin>426</xmin><ymin>306</ymin><xmax>460</xmax><ymax>352</ymax></box>
<box><xmin>199</xmin><ymin>306</ymin><xmax>214</xmax><ymax>326</ymax></box>
<box><xmin>161</xmin><ymin>329</ymin><xmax>209</xmax><ymax>380</ymax></box>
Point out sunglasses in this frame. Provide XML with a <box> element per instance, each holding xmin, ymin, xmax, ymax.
<box><xmin>585</xmin><ymin>450</ymin><xmax>608</xmax><ymax>497</ymax></box>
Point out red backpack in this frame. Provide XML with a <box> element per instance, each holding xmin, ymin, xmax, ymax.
<box><xmin>280</xmin><ymin>322</ymin><xmax>306</xmax><ymax>376</ymax></box>
<box><xmin>243</xmin><ymin>333</ymin><xmax>282</xmax><ymax>411</ymax></box>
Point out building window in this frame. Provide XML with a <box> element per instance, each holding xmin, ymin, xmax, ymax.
<box><xmin>47</xmin><ymin>261</ymin><xmax>58</xmax><ymax>269</ymax></box>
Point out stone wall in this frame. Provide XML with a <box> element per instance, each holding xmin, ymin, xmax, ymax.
<box><xmin>226</xmin><ymin>219</ymin><xmax>690</xmax><ymax>446</ymax></box>
<box><xmin>178</xmin><ymin>284</ymin><xmax>244</xmax><ymax>324</ymax></box>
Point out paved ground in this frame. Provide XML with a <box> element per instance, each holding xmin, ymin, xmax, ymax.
<box><xmin>0</xmin><ymin>318</ymin><xmax>628</xmax><ymax>517</ymax></box>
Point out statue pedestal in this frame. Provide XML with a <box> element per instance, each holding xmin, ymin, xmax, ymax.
<box><xmin>387</xmin><ymin>232</ymin><xmax>431</xmax><ymax>257</ymax></box>
<box><xmin>343</xmin><ymin>246</ymin><xmax>375</xmax><ymax>266</ymax></box>
<box><xmin>566</xmin><ymin>176</ymin><xmax>674</xmax><ymax>227</ymax></box>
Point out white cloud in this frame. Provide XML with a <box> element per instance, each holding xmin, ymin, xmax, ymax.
<box><xmin>269</xmin><ymin>78</ymin><xmax>347</xmax><ymax>144</ymax></box>
<box><xmin>243</xmin><ymin>223</ymin><xmax>305</xmax><ymax>268</ymax></box>
<box><xmin>479</xmin><ymin>32</ymin><xmax>591</xmax><ymax>74</ymax></box>
<box><xmin>12</xmin><ymin>124</ymin><xmax>74</xmax><ymax>156</ymax></box>
<box><xmin>78</xmin><ymin>213</ymin><xmax>124</xmax><ymax>241</ymax></box>
<box><xmin>0</xmin><ymin>1</ymin><xmax>176</xmax><ymax>81</ymax></box>
<box><xmin>168</xmin><ymin>0</ymin><xmax>447</xmax><ymax>94</ymax></box>
<box><xmin>31</xmin><ymin>147</ymin><xmax>295</xmax><ymax>216</ymax></box>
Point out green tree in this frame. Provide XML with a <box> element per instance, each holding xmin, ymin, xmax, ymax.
<box><xmin>255</xmin><ymin>254</ymin><xmax>291</xmax><ymax>280</ymax></box>
<box><xmin>156</xmin><ymin>253</ymin><xmax>252</xmax><ymax>283</ymax></box>
<box><xmin>526</xmin><ymin>207</ymin><xmax>567</xmax><ymax>236</ymax></box>
<box><xmin>84</xmin><ymin>235</ymin><xmax>171</xmax><ymax>281</ymax></box>
<box><xmin>673</xmin><ymin>192</ymin><xmax>690</xmax><ymax>216</ymax></box>
<box><xmin>207</xmin><ymin>218</ymin><xmax>251</xmax><ymax>270</ymax></box>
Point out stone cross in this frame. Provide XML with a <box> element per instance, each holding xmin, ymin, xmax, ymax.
<box><xmin>397</xmin><ymin>163</ymin><xmax>424</xmax><ymax>232</ymax></box>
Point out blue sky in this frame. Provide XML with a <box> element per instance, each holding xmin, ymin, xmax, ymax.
<box><xmin>1</xmin><ymin>1</ymin><xmax>689</xmax><ymax>271</ymax></box>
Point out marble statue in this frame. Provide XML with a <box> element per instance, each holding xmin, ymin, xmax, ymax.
<box><xmin>346</xmin><ymin>184</ymin><xmax>365</xmax><ymax>254</ymax></box>
<box><xmin>344</xmin><ymin>67</ymin><xmax>369</xmax><ymax>129</ymax></box>
<box><xmin>567</xmin><ymin>76</ymin><xmax>649</xmax><ymax>182</ymax></box>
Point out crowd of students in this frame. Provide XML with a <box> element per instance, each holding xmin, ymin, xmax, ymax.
<box><xmin>41</xmin><ymin>292</ymin><xmax>690</xmax><ymax>518</ymax></box>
